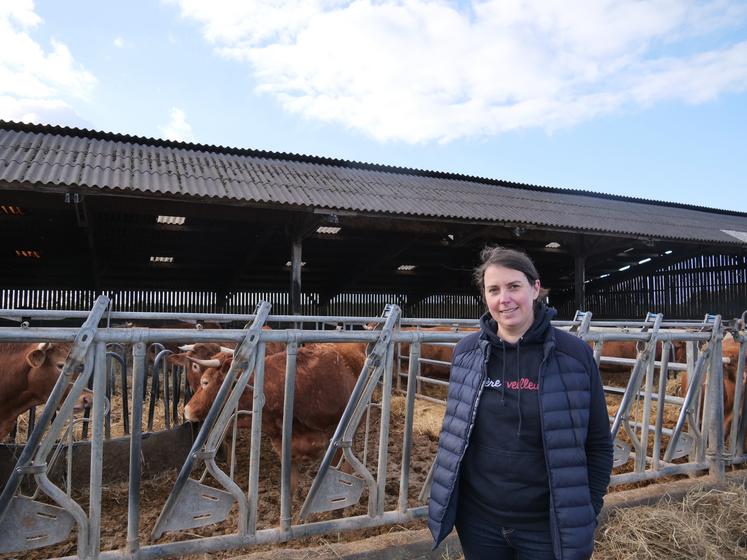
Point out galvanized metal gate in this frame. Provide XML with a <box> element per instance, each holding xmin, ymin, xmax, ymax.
<box><xmin>0</xmin><ymin>300</ymin><xmax>745</xmax><ymax>559</ymax></box>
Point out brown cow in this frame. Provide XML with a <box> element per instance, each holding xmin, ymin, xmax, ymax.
<box><xmin>0</xmin><ymin>342</ymin><xmax>92</xmax><ymax>440</ymax></box>
<box><xmin>184</xmin><ymin>343</ymin><xmax>358</xmax><ymax>493</ymax></box>
<box><xmin>168</xmin><ymin>327</ymin><xmax>285</xmax><ymax>392</ymax></box>
<box><xmin>678</xmin><ymin>335</ymin><xmax>746</xmax><ymax>445</ymax></box>
<box><xmin>167</xmin><ymin>342</ymin><xmax>236</xmax><ymax>393</ymax></box>
<box><xmin>592</xmin><ymin>339</ymin><xmax>685</xmax><ymax>384</ymax></box>
<box><xmin>397</xmin><ymin>326</ymin><xmax>476</xmax><ymax>379</ymax></box>
<box><xmin>317</xmin><ymin>342</ymin><xmax>367</xmax><ymax>377</ymax></box>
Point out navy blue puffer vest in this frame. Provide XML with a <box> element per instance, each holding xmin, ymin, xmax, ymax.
<box><xmin>428</xmin><ymin>319</ymin><xmax>613</xmax><ymax>560</ymax></box>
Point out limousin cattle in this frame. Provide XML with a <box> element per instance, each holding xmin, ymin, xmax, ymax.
<box><xmin>678</xmin><ymin>335</ymin><xmax>746</xmax><ymax>445</ymax></box>
<box><xmin>319</xmin><ymin>342</ymin><xmax>367</xmax><ymax>377</ymax></box>
<box><xmin>593</xmin><ymin>339</ymin><xmax>685</xmax><ymax>380</ymax></box>
<box><xmin>394</xmin><ymin>326</ymin><xmax>476</xmax><ymax>379</ymax></box>
<box><xmin>167</xmin><ymin>342</ymin><xmax>237</xmax><ymax>393</ymax></box>
<box><xmin>184</xmin><ymin>343</ymin><xmax>358</xmax><ymax>493</ymax></box>
<box><xmin>168</xmin><ymin>327</ymin><xmax>286</xmax><ymax>392</ymax></box>
<box><xmin>0</xmin><ymin>342</ymin><xmax>92</xmax><ymax>440</ymax></box>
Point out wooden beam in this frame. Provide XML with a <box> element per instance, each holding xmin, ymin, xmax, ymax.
<box><xmin>289</xmin><ymin>233</ymin><xmax>303</xmax><ymax>315</ymax></box>
<box><xmin>574</xmin><ymin>254</ymin><xmax>586</xmax><ymax>311</ymax></box>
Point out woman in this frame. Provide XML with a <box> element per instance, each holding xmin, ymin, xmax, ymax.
<box><xmin>428</xmin><ymin>246</ymin><xmax>613</xmax><ymax>560</ymax></box>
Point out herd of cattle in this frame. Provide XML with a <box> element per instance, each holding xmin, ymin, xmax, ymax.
<box><xmin>0</xmin><ymin>323</ymin><xmax>745</xmax><ymax>482</ymax></box>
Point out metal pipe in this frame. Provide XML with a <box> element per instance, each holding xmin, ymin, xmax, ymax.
<box><xmin>375</xmin><ymin>327</ymin><xmax>396</xmax><ymax>515</ymax></box>
<box><xmin>89</xmin><ymin>341</ymin><xmax>108</xmax><ymax>558</ymax></box>
<box><xmin>57</xmin><ymin>507</ymin><xmax>429</xmax><ymax>560</ymax></box>
<box><xmin>637</xmin><ymin>337</ymin><xmax>658</xmax><ymax>472</ymax></box>
<box><xmin>652</xmin><ymin>341</ymin><xmax>671</xmax><ymax>470</ymax></box>
<box><xmin>398</xmin><ymin>337</ymin><xmax>420</xmax><ymax>512</ymax></box>
<box><xmin>610</xmin><ymin>356</ymin><xmax>647</xmax><ymax>438</ymax></box>
<box><xmin>280</xmin><ymin>340</ymin><xmax>298</xmax><ymax>533</ymax></box>
<box><xmin>604</xmin><ymin>385</ymin><xmax>684</xmax><ymax>404</ymax></box>
<box><xmin>36</xmin><ymin>470</ymin><xmax>90</xmax><ymax>558</ymax></box>
<box><xmin>127</xmin><ymin>341</ymin><xmax>147</xmax><ymax>555</ymax></box>
<box><xmin>395</xmin><ymin>372</ymin><xmax>449</xmax><ymax>387</ymax></box>
<box><xmin>728</xmin><ymin>337</ymin><xmax>746</xmax><ymax>456</ymax></box>
<box><xmin>610</xmin><ymin>462</ymin><xmax>709</xmax><ymax>486</ymax></box>
<box><xmin>704</xmin><ymin>324</ymin><xmax>725</xmax><ymax>480</ymax></box>
<box><xmin>246</xmin><ymin>343</ymin><xmax>267</xmax><ymax>536</ymax></box>
<box><xmin>664</xmin><ymin>349</ymin><xmax>710</xmax><ymax>462</ymax></box>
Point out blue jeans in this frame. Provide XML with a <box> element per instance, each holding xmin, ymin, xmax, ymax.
<box><xmin>455</xmin><ymin>516</ymin><xmax>556</xmax><ymax>560</ymax></box>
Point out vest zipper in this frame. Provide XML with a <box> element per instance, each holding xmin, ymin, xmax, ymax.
<box><xmin>538</xmin><ymin>339</ymin><xmax>563</xmax><ymax>560</ymax></box>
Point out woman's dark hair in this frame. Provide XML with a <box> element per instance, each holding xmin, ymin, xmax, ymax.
<box><xmin>473</xmin><ymin>245</ymin><xmax>550</xmax><ymax>304</ymax></box>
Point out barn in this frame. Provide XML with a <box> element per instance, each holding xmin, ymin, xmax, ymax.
<box><xmin>1</xmin><ymin>119</ymin><xmax>746</xmax><ymax>320</ymax></box>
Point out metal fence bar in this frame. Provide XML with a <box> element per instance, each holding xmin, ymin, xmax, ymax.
<box><xmin>398</xmin><ymin>337</ymin><xmax>420</xmax><ymax>512</ymax></box>
<box><xmin>89</xmin><ymin>341</ymin><xmax>108</xmax><ymax>558</ymax></box>
<box><xmin>246</xmin><ymin>342</ymin><xmax>267</xmax><ymax>536</ymax></box>
<box><xmin>280</xmin><ymin>340</ymin><xmax>298</xmax><ymax>533</ymax></box>
<box><xmin>127</xmin><ymin>342</ymin><xmax>147</xmax><ymax>555</ymax></box>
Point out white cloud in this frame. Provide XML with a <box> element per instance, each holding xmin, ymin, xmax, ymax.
<box><xmin>0</xmin><ymin>1</ymin><xmax>96</xmax><ymax>124</ymax></box>
<box><xmin>113</xmin><ymin>36</ymin><xmax>124</xmax><ymax>48</ymax></box>
<box><xmin>0</xmin><ymin>95</ymin><xmax>90</xmax><ymax>127</ymax></box>
<box><xmin>159</xmin><ymin>107</ymin><xmax>195</xmax><ymax>142</ymax></box>
<box><xmin>173</xmin><ymin>0</ymin><xmax>747</xmax><ymax>143</ymax></box>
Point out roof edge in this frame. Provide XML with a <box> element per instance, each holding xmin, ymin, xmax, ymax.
<box><xmin>2</xmin><ymin>119</ymin><xmax>745</xmax><ymax>219</ymax></box>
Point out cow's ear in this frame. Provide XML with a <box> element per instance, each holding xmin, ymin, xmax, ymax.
<box><xmin>167</xmin><ymin>353</ymin><xmax>188</xmax><ymax>367</ymax></box>
<box><xmin>26</xmin><ymin>348</ymin><xmax>47</xmax><ymax>368</ymax></box>
<box><xmin>221</xmin><ymin>359</ymin><xmax>232</xmax><ymax>374</ymax></box>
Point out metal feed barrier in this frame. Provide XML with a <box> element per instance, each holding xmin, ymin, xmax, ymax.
<box><xmin>0</xmin><ymin>300</ymin><xmax>744</xmax><ymax>559</ymax></box>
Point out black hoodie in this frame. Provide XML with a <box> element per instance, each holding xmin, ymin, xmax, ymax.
<box><xmin>457</xmin><ymin>305</ymin><xmax>556</xmax><ymax>530</ymax></box>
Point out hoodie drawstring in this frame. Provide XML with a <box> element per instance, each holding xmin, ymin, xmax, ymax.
<box><xmin>517</xmin><ymin>341</ymin><xmax>523</xmax><ymax>437</ymax></box>
<box><xmin>500</xmin><ymin>344</ymin><xmax>507</xmax><ymax>405</ymax></box>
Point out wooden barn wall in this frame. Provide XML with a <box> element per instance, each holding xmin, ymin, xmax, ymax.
<box><xmin>554</xmin><ymin>253</ymin><xmax>747</xmax><ymax>320</ymax></box>
<box><xmin>0</xmin><ymin>288</ymin><xmax>484</xmax><ymax>320</ymax></box>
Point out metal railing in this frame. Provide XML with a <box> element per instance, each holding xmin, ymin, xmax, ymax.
<box><xmin>0</xmin><ymin>303</ymin><xmax>744</xmax><ymax>559</ymax></box>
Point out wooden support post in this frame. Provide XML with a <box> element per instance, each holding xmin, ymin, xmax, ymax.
<box><xmin>575</xmin><ymin>254</ymin><xmax>586</xmax><ymax>311</ymax></box>
<box><xmin>290</xmin><ymin>234</ymin><xmax>303</xmax><ymax>316</ymax></box>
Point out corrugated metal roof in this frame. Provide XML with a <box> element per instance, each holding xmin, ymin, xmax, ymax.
<box><xmin>1</xmin><ymin>120</ymin><xmax>746</xmax><ymax>244</ymax></box>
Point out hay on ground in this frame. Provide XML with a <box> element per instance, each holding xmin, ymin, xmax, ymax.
<box><xmin>594</xmin><ymin>483</ymin><xmax>747</xmax><ymax>559</ymax></box>
<box><xmin>390</xmin><ymin>395</ymin><xmax>445</xmax><ymax>439</ymax></box>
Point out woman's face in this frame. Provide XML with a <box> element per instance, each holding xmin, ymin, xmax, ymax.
<box><xmin>483</xmin><ymin>265</ymin><xmax>540</xmax><ymax>340</ymax></box>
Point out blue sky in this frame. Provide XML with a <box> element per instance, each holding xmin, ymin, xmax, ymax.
<box><xmin>2</xmin><ymin>0</ymin><xmax>746</xmax><ymax>211</ymax></box>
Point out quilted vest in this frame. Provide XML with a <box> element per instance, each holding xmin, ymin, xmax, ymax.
<box><xmin>428</xmin><ymin>326</ymin><xmax>613</xmax><ymax>560</ymax></box>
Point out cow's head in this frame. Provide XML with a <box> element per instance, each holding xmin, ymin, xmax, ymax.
<box><xmin>167</xmin><ymin>343</ymin><xmax>234</xmax><ymax>393</ymax></box>
<box><xmin>25</xmin><ymin>342</ymin><xmax>92</xmax><ymax>412</ymax></box>
<box><xmin>25</xmin><ymin>342</ymin><xmax>73</xmax><ymax>396</ymax></box>
<box><xmin>184</xmin><ymin>358</ymin><xmax>233</xmax><ymax>423</ymax></box>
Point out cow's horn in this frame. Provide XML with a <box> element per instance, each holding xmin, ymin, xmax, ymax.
<box><xmin>220</xmin><ymin>346</ymin><xmax>235</xmax><ymax>354</ymax></box>
<box><xmin>37</xmin><ymin>342</ymin><xmax>51</xmax><ymax>351</ymax></box>
<box><xmin>187</xmin><ymin>357</ymin><xmax>222</xmax><ymax>368</ymax></box>
<box><xmin>178</xmin><ymin>344</ymin><xmax>196</xmax><ymax>351</ymax></box>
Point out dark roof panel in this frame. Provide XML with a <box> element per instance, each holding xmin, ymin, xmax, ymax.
<box><xmin>1</xmin><ymin>120</ymin><xmax>746</xmax><ymax>244</ymax></box>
